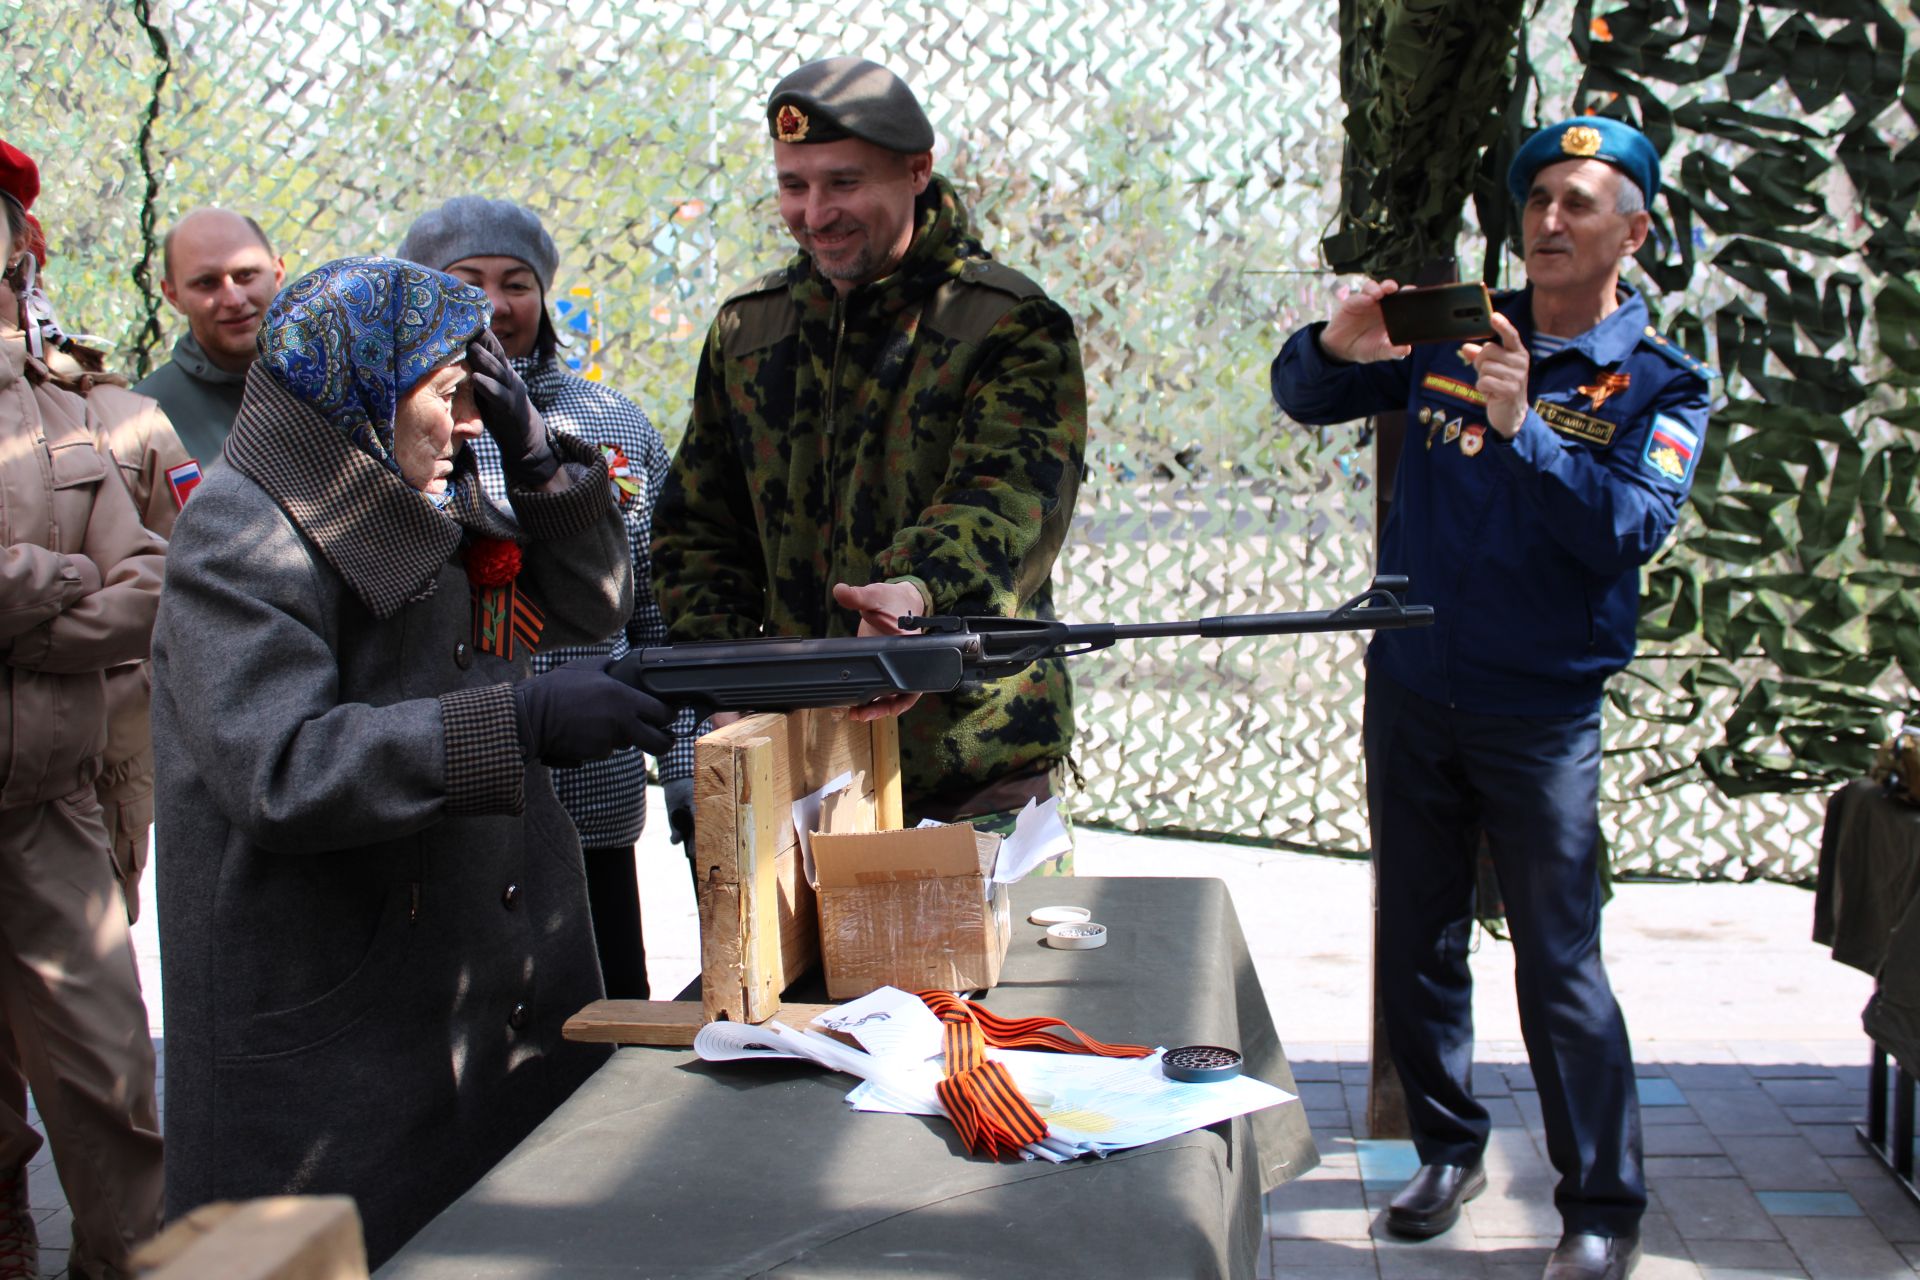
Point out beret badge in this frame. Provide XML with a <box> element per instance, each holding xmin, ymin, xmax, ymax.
<box><xmin>774</xmin><ymin>104</ymin><xmax>810</xmax><ymax>142</ymax></box>
<box><xmin>1561</xmin><ymin>125</ymin><xmax>1603</xmax><ymax>158</ymax></box>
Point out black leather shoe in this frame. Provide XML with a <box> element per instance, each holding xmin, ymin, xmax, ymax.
<box><xmin>1543</xmin><ymin>1231</ymin><xmax>1641</xmax><ymax>1280</ymax></box>
<box><xmin>1384</xmin><ymin>1162</ymin><xmax>1487</xmax><ymax>1238</ymax></box>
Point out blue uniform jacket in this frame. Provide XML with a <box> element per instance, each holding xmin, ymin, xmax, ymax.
<box><xmin>1271</xmin><ymin>285</ymin><xmax>1713</xmax><ymax>716</ymax></box>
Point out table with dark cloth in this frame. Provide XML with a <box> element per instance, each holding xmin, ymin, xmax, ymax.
<box><xmin>1815</xmin><ymin>779</ymin><xmax>1920</xmax><ymax>1076</ymax></box>
<box><xmin>379</xmin><ymin>876</ymin><xmax>1318</xmax><ymax>1279</ymax></box>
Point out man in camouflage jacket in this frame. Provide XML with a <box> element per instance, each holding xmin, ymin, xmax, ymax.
<box><xmin>653</xmin><ymin>57</ymin><xmax>1086</xmax><ymax>824</ymax></box>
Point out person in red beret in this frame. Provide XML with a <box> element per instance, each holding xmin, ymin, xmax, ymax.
<box><xmin>0</xmin><ymin>137</ymin><xmax>168</xmax><ymax>1280</ymax></box>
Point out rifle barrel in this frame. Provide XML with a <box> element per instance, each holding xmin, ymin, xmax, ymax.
<box><xmin>1102</xmin><ymin>605</ymin><xmax>1433</xmax><ymax>641</ymax></box>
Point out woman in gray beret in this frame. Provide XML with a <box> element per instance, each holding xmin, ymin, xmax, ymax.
<box><xmin>150</xmin><ymin>255</ymin><xmax>673</xmax><ymax>1265</ymax></box>
<box><xmin>400</xmin><ymin>196</ymin><xmax>692</xmax><ymax>1001</ymax></box>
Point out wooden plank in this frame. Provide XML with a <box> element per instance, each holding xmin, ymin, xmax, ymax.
<box><xmin>871</xmin><ymin>714</ymin><xmax>904</xmax><ymax>829</ymax></box>
<box><xmin>565</xmin><ymin>1000</ymin><xmax>706</xmax><ymax>1045</ymax></box>
<box><xmin>132</xmin><ymin>1196</ymin><xmax>367</xmax><ymax>1280</ymax></box>
<box><xmin>698</xmin><ymin>880</ymin><xmax>744</xmax><ymax>1023</ymax></box>
<box><xmin>776</xmin><ymin>844</ymin><xmax>819</xmax><ymax>988</ymax></box>
<box><xmin>769</xmin><ymin>1002</ymin><xmax>840</xmax><ymax>1032</ymax></box>
<box><xmin>563</xmin><ymin>999</ymin><xmax>842</xmax><ymax>1048</ymax></box>
<box><xmin>692</xmin><ymin>715</ymin><xmax>784</xmax><ymax>884</ymax></box>
<box><xmin>738</xmin><ymin>727</ymin><xmax>783</xmax><ymax>1021</ymax></box>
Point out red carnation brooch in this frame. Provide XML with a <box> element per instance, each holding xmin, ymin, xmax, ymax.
<box><xmin>464</xmin><ymin>537</ymin><xmax>544</xmax><ymax>660</ymax></box>
<box><xmin>601</xmin><ymin>442</ymin><xmax>643</xmax><ymax>507</ymax></box>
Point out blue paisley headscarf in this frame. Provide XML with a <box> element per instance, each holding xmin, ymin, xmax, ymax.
<box><xmin>258</xmin><ymin>256</ymin><xmax>490</xmax><ymax>476</ymax></box>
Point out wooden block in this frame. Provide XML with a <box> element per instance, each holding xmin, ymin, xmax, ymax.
<box><xmin>561</xmin><ymin>999</ymin><xmax>842</xmax><ymax>1048</ymax></box>
<box><xmin>871</xmin><ymin>714</ymin><xmax>904</xmax><ymax>829</ymax></box>
<box><xmin>699</xmin><ymin>880</ymin><xmax>746</xmax><ymax>1023</ymax></box>
<box><xmin>692</xmin><ymin>709</ymin><xmax>908</xmax><ymax>1027</ymax></box>
<box><xmin>564</xmin><ymin>1000</ymin><xmax>706</xmax><ymax>1045</ymax></box>
<box><xmin>133</xmin><ymin>1196</ymin><xmax>367</xmax><ymax>1280</ymax></box>
<box><xmin>775</xmin><ymin>842</ymin><xmax>819</xmax><ymax>988</ymax></box>
<box><xmin>695</xmin><ymin>709</ymin><xmax>885</xmax><ymax>1023</ymax></box>
<box><xmin>735</xmin><ymin>727</ymin><xmax>783</xmax><ymax>1021</ymax></box>
<box><xmin>767</xmin><ymin>1002</ymin><xmax>841</xmax><ymax>1032</ymax></box>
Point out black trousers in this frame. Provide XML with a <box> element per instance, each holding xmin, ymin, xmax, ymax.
<box><xmin>1365</xmin><ymin>671</ymin><xmax>1645</xmax><ymax>1237</ymax></box>
<box><xmin>582</xmin><ymin>845</ymin><xmax>648</xmax><ymax>1000</ymax></box>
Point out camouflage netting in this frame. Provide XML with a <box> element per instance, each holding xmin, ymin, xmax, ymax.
<box><xmin>7</xmin><ymin>0</ymin><xmax>1916</xmax><ymax>879</ymax></box>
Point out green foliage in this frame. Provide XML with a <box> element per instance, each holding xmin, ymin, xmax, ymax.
<box><xmin>1326</xmin><ymin>0</ymin><xmax>1529</xmax><ymax>278</ymax></box>
<box><xmin>1574</xmin><ymin>0</ymin><xmax>1920</xmax><ymax>794</ymax></box>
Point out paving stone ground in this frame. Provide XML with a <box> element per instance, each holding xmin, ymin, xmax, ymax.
<box><xmin>1267</xmin><ymin>1049</ymin><xmax>1916</xmax><ymax>1280</ymax></box>
<box><xmin>19</xmin><ymin>791</ymin><xmax>1916</xmax><ymax>1278</ymax></box>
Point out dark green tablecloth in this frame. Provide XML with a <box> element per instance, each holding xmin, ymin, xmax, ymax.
<box><xmin>379</xmin><ymin>876</ymin><xmax>1318</xmax><ymax>1279</ymax></box>
<box><xmin>1815</xmin><ymin>779</ymin><xmax>1920</xmax><ymax>1075</ymax></box>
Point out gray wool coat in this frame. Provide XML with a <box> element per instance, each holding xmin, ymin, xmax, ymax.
<box><xmin>151</xmin><ymin>368</ymin><xmax>628</xmax><ymax>1266</ymax></box>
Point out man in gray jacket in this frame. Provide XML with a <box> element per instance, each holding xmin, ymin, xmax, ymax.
<box><xmin>132</xmin><ymin>207</ymin><xmax>284</xmax><ymax>464</ymax></box>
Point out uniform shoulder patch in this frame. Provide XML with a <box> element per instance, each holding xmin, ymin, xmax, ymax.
<box><xmin>1638</xmin><ymin>325</ymin><xmax>1717</xmax><ymax>382</ymax></box>
<box><xmin>1641</xmin><ymin>413</ymin><xmax>1701</xmax><ymax>487</ymax></box>
<box><xmin>718</xmin><ymin>268</ymin><xmax>799</xmax><ymax>358</ymax></box>
<box><xmin>722</xmin><ymin>266</ymin><xmax>793</xmax><ymax>306</ymax></box>
<box><xmin>925</xmin><ymin>261</ymin><xmax>1050</xmax><ymax>344</ymax></box>
<box><xmin>955</xmin><ymin>258</ymin><xmax>1046</xmax><ymax>301</ymax></box>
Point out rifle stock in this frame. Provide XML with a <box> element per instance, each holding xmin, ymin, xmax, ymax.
<box><xmin>610</xmin><ymin>575</ymin><xmax>1433</xmax><ymax>712</ymax></box>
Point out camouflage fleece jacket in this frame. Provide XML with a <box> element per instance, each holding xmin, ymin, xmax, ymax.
<box><xmin>653</xmin><ymin>175</ymin><xmax>1087</xmax><ymax>811</ymax></box>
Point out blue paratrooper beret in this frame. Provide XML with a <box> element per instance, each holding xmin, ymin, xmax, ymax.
<box><xmin>1507</xmin><ymin>117</ymin><xmax>1661</xmax><ymax>206</ymax></box>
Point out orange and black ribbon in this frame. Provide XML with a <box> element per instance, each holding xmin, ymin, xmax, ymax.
<box><xmin>1577</xmin><ymin>371</ymin><xmax>1631</xmax><ymax>410</ymax></box>
<box><xmin>917</xmin><ymin>990</ymin><xmax>1150</xmax><ymax>1160</ymax></box>
<box><xmin>466</xmin><ymin>537</ymin><xmax>545</xmax><ymax>661</ymax></box>
<box><xmin>474</xmin><ymin>581</ymin><xmax>545</xmax><ymax>661</ymax></box>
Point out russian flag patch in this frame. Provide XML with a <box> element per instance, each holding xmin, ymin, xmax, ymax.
<box><xmin>166</xmin><ymin>459</ymin><xmax>203</xmax><ymax>508</ymax></box>
<box><xmin>1641</xmin><ymin>415</ymin><xmax>1698</xmax><ymax>486</ymax></box>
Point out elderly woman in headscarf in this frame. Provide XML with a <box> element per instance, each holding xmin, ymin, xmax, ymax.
<box><xmin>150</xmin><ymin>256</ymin><xmax>674</xmax><ymax>1265</ymax></box>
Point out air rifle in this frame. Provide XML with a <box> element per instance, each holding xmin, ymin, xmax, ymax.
<box><xmin>609</xmin><ymin>575</ymin><xmax>1433</xmax><ymax>713</ymax></box>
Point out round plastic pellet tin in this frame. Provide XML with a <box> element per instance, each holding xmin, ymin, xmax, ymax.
<box><xmin>1162</xmin><ymin>1045</ymin><xmax>1244</xmax><ymax>1083</ymax></box>
<box><xmin>1043</xmin><ymin>921</ymin><xmax>1108</xmax><ymax>950</ymax></box>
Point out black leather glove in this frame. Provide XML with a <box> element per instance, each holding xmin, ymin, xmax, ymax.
<box><xmin>664</xmin><ymin>776</ymin><xmax>695</xmax><ymax>847</ymax></box>
<box><xmin>512</xmin><ymin>658</ymin><xmax>673</xmax><ymax>767</ymax></box>
<box><xmin>467</xmin><ymin>327</ymin><xmax>560</xmax><ymax>489</ymax></box>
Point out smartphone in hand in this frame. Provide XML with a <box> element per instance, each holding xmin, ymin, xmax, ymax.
<box><xmin>1378</xmin><ymin>282</ymin><xmax>1496</xmax><ymax>346</ymax></box>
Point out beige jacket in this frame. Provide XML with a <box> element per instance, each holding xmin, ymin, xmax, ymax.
<box><xmin>0</xmin><ymin>329</ymin><xmax>167</xmax><ymax>811</ymax></box>
<box><xmin>89</xmin><ymin>383</ymin><xmax>186</xmax><ymax>916</ymax></box>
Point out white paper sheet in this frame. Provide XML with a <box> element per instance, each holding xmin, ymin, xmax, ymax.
<box><xmin>845</xmin><ymin>1048</ymin><xmax>1296</xmax><ymax>1154</ymax></box>
<box><xmin>695</xmin><ymin>1018</ymin><xmax>944</xmax><ymax>1113</ymax></box>
<box><xmin>1005</xmin><ymin>1049</ymin><xmax>1296</xmax><ymax>1150</ymax></box>
<box><xmin>811</xmin><ymin>986</ymin><xmax>944</xmax><ymax>1063</ymax></box>
<box><xmin>990</xmin><ymin>796</ymin><xmax>1075</xmax><ymax>883</ymax></box>
<box><xmin>791</xmin><ymin>769</ymin><xmax>854</xmax><ymax>888</ymax></box>
<box><xmin>691</xmin><ymin>1019</ymin><xmax>812</xmax><ymax>1063</ymax></box>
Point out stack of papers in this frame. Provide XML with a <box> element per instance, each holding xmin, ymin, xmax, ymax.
<box><xmin>692</xmin><ymin>987</ymin><xmax>1296</xmax><ymax>1163</ymax></box>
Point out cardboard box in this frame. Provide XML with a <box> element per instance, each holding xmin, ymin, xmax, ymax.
<box><xmin>810</xmin><ymin>822</ymin><xmax>1013</xmax><ymax>1000</ymax></box>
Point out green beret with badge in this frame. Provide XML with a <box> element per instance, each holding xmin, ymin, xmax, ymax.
<box><xmin>766</xmin><ymin>56</ymin><xmax>935</xmax><ymax>154</ymax></box>
<box><xmin>1507</xmin><ymin>116</ymin><xmax>1662</xmax><ymax>206</ymax></box>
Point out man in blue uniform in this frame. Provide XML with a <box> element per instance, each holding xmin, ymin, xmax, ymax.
<box><xmin>1272</xmin><ymin>117</ymin><xmax>1712</xmax><ymax>1280</ymax></box>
